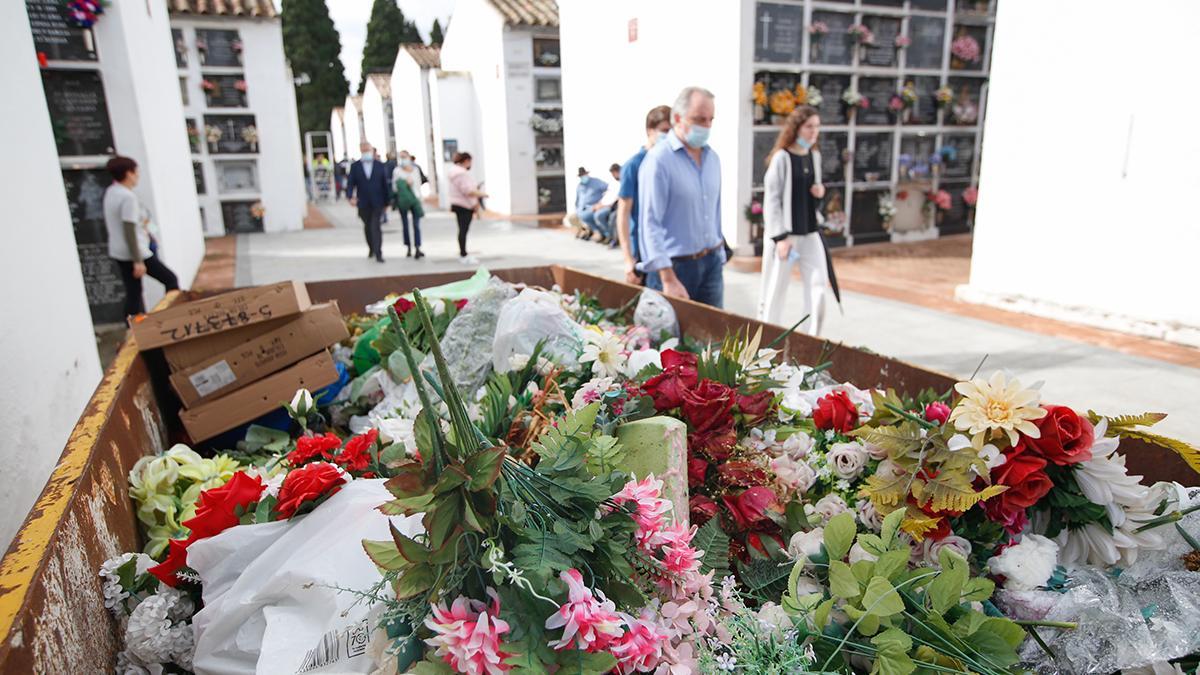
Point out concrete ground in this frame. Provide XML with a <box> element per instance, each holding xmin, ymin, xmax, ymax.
<box><xmin>232</xmin><ymin>201</ymin><xmax>1200</xmax><ymax>444</ymax></box>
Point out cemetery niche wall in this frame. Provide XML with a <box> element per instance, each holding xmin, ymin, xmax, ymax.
<box><xmin>750</xmin><ymin>0</ymin><xmax>993</xmax><ymax>249</ymax></box>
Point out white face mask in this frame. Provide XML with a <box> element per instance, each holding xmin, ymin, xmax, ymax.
<box><xmin>361</xmin><ymin>152</ymin><xmax>373</xmax><ymax>161</ymax></box>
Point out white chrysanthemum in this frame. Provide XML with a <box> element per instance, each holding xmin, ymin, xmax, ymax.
<box><xmin>124</xmin><ymin>587</ymin><xmax>195</xmax><ymax>669</ymax></box>
<box><xmin>949</xmin><ymin>371</ymin><xmax>1047</xmax><ymax>447</ymax></box>
<box><xmin>98</xmin><ymin>552</ymin><xmax>154</xmax><ymax>616</ymax></box>
<box><xmin>579</xmin><ymin>328</ymin><xmax>627</xmax><ymax>378</ymax></box>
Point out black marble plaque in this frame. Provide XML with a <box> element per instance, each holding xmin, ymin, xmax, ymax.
<box><xmin>196</xmin><ymin>29</ymin><xmax>242</xmax><ymax>67</ymax></box>
<box><xmin>908</xmin><ymin>16</ymin><xmax>946</xmax><ymax>70</ymax></box>
<box><xmin>864</xmin><ymin>0</ymin><xmax>905</xmax><ymax>6</ymax></box>
<box><xmin>752</xmin><ymin>130</ymin><xmax>776</xmax><ymax>188</ymax></box>
<box><xmin>537</xmin><ymin>176</ymin><xmax>567</xmax><ymax>214</ymax></box>
<box><xmin>193</xmin><ymin>161</ymin><xmax>206</xmax><ymax>195</ymax></box>
<box><xmin>810</xmin><ymin>11</ymin><xmax>854</xmax><ymax>66</ymax></box>
<box><xmin>754</xmin><ymin>2</ymin><xmax>804</xmax><ymax>64</ymax></box>
<box><xmin>940</xmin><ymin>134</ymin><xmax>975</xmax><ymax>179</ymax></box>
<box><xmin>950</xmin><ymin>24</ymin><xmax>987</xmax><ymax>71</ymax></box>
<box><xmin>809</xmin><ymin>73</ymin><xmax>850</xmax><ymax>125</ymax></box>
<box><xmin>938</xmin><ymin>180</ymin><xmax>970</xmax><ymax>234</ymax></box>
<box><xmin>27</xmin><ymin>0</ymin><xmax>97</xmax><ymax>61</ymax></box>
<box><xmin>911</xmin><ymin>0</ymin><xmax>948</xmax><ymax>9</ymax></box>
<box><xmin>947</xmin><ymin>76</ymin><xmax>983</xmax><ymax>125</ymax></box>
<box><xmin>63</xmin><ymin>168</ymin><xmax>124</xmax><ymax>323</ymax></box>
<box><xmin>533</xmin><ymin>39</ymin><xmax>561</xmax><ymax>68</ymax></box>
<box><xmin>853</xmin><ymin>132</ymin><xmax>893</xmax><ymax>183</ymax></box>
<box><xmin>221</xmin><ymin>200</ymin><xmax>261</xmax><ymax>234</ymax></box>
<box><xmin>956</xmin><ymin>0</ymin><xmax>993</xmax><ymax>14</ymax></box>
<box><xmin>899</xmin><ymin>134</ymin><xmax>937</xmax><ymax>180</ymax></box>
<box><xmin>173</xmin><ymin>28</ymin><xmax>187</xmax><ymax>68</ymax></box>
<box><xmin>204</xmin><ymin>114</ymin><xmax>258</xmax><ymax>154</ymax></box>
<box><xmin>202</xmin><ymin>74</ymin><xmax>249</xmax><ymax>108</ymax></box>
<box><xmin>862</xmin><ymin>16</ymin><xmax>901</xmax><ymax>67</ymax></box>
<box><xmin>857</xmin><ymin>77</ymin><xmax>896</xmax><ymax>126</ymax></box>
<box><xmin>817</xmin><ymin>131</ymin><xmax>848</xmax><ymax>185</ymax></box>
<box><xmin>907</xmin><ymin>76</ymin><xmax>940</xmax><ymax>125</ymax></box>
<box><xmin>850</xmin><ymin>188</ymin><xmax>890</xmax><ymax>244</ymax></box>
<box><xmin>42</xmin><ymin>69</ymin><xmax>114</xmax><ymax>156</ymax></box>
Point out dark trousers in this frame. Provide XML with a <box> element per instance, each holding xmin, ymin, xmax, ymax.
<box><xmin>358</xmin><ymin>206</ymin><xmax>384</xmax><ymax>256</ymax></box>
<box><xmin>398</xmin><ymin>208</ymin><xmax>422</xmax><ymax>247</ymax></box>
<box><xmin>116</xmin><ymin>255</ymin><xmax>179</xmax><ymax>317</ymax></box>
<box><xmin>645</xmin><ymin>248</ymin><xmax>724</xmax><ymax>308</ymax></box>
<box><xmin>451</xmin><ymin>205</ymin><xmax>473</xmax><ymax>257</ymax></box>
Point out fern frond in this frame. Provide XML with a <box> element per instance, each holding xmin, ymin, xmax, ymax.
<box><xmin>1086</xmin><ymin>410</ymin><xmax>1169</xmax><ymax>430</ymax></box>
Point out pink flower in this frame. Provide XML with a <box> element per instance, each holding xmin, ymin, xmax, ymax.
<box><xmin>610</xmin><ymin>475</ymin><xmax>672</xmax><ymax>547</ymax></box>
<box><xmin>951</xmin><ymin>35</ymin><xmax>981</xmax><ymax>63</ymax></box>
<box><xmin>611</xmin><ymin>610</ymin><xmax>669</xmax><ymax>674</ymax></box>
<box><xmin>859</xmin><ymin>96</ymin><xmax>870</xmax><ymax>109</ymax></box>
<box><xmin>545</xmin><ymin>569</ymin><xmax>624</xmax><ymax>652</ymax></box>
<box><xmin>888</xmin><ymin>95</ymin><xmax>904</xmax><ymax>112</ymax></box>
<box><xmin>657</xmin><ymin>523</ymin><xmax>703</xmax><ymax>576</ymax></box>
<box><xmin>750</xmin><ymin>201</ymin><xmax>763</xmax><ymax>215</ymax></box>
<box><xmin>895</xmin><ymin>35</ymin><xmax>912</xmax><ymax>48</ymax></box>
<box><xmin>924</xmin><ymin>401</ymin><xmax>952</xmax><ymax>425</ymax></box>
<box><xmin>424</xmin><ymin>589</ymin><xmax>513</xmax><ymax>674</ymax></box>
<box><xmin>962</xmin><ymin>186</ymin><xmax>979</xmax><ymax>207</ymax></box>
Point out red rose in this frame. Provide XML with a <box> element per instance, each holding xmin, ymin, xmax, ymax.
<box><xmin>717</xmin><ymin>460</ymin><xmax>769</xmax><ymax>487</ymax></box>
<box><xmin>454</xmin><ymin>298</ymin><xmax>468</xmax><ymax>310</ymax></box>
<box><xmin>184</xmin><ymin>471</ymin><xmax>265</xmax><ymax>540</ymax></box>
<box><xmin>813</xmin><ymin>391</ymin><xmax>859</xmax><ymax>433</ymax></box>
<box><xmin>335</xmin><ymin>429</ymin><xmax>378</xmax><ymax>473</ymax></box>
<box><xmin>689</xmin><ymin>495</ymin><xmax>720</xmax><ymax>525</ymax></box>
<box><xmin>288</xmin><ymin>432</ymin><xmax>342</xmax><ymax>465</ymax></box>
<box><xmin>982</xmin><ymin>497</ymin><xmax>1029</xmax><ymax>536</ymax></box>
<box><xmin>721</xmin><ymin>486</ymin><xmax>778</xmax><ymax>531</ymax></box>
<box><xmin>687</xmin><ymin>455</ymin><xmax>709</xmax><ymax>487</ymax></box>
<box><xmin>746</xmin><ymin>532</ymin><xmax>786</xmax><ymax>556</ymax></box>
<box><xmin>642</xmin><ymin>350</ymin><xmax>698</xmax><ymax>410</ymax></box>
<box><xmin>1024</xmin><ymin>405</ymin><xmax>1094</xmax><ymax>466</ymax></box>
<box><xmin>393</xmin><ymin>297</ymin><xmax>416</xmax><ymax>314</ymax></box>
<box><xmin>689</xmin><ymin>416</ymin><xmax>737</xmax><ymax>461</ymax></box>
<box><xmin>681</xmin><ymin>379</ymin><xmax>734</xmax><ymax>432</ymax></box>
<box><xmin>990</xmin><ymin>449</ymin><xmax>1052</xmax><ymax>510</ymax></box>
<box><xmin>923</xmin><ymin>401</ymin><xmax>951</xmax><ymax>425</ymax></box>
<box><xmin>736</xmin><ymin>390</ymin><xmax>774</xmax><ymax>426</ymax></box>
<box><xmin>148</xmin><ymin>538</ymin><xmax>192</xmax><ymax>587</ymax></box>
<box><xmin>276</xmin><ymin>462</ymin><xmax>346</xmax><ymax>518</ymax></box>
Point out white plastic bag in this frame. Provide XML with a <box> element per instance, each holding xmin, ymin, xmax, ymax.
<box><xmin>188</xmin><ymin>480</ymin><xmax>422</xmax><ymax>675</ymax></box>
<box><xmin>633</xmin><ymin>289</ymin><xmax>679</xmax><ymax>340</ymax></box>
<box><xmin>491</xmin><ymin>288</ymin><xmax>583</xmax><ymax>373</ymax></box>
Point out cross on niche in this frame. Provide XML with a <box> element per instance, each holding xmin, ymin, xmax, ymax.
<box><xmin>759</xmin><ymin>11</ymin><xmax>772</xmax><ymax>50</ymax></box>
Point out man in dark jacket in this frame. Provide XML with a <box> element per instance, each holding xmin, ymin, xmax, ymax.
<box><xmin>345</xmin><ymin>142</ymin><xmax>392</xmax><ymax>262</ymax></box>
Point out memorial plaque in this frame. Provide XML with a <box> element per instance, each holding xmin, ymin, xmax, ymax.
<box><xmin>938</xmin><ymin>180</ymin><xmax>970</xmax><ymax>234</ymax></box>
<box><xmin>810</xmin><ymin>11</ymin><xmax>854</xmax><ymax>66</ymax></box>
<box><xmin>940</xmin><ymin>133</ymin><xmax>975</xmax><ymax>179</ymax></box>
<box><xmin>42</xmin><ymin>69</ymin><xmax>115</xmax><ymax>157</ymax></box>
<box><xmin>193</xmin><ymin>162</ymin><xmax>206</xmax><ymax>195</ymax></box>
<box><xmin>173</xmin><ymin>28</ymin><xmax>187</xmax><ymax>68</ymax></box>
<box><xmin>911</xmin><ymin>0</ymin><xmax>948</xmax><ymax>9</ymax></box>
<box><xmin>857</xmin><ymin>77</ymin><xmax>896</xmax><ymax>126</ymax></box>
<box><xmin>821</xmin><ymin>186</ymin><xmax>849</xmax><ymax>247</ymax></box>
<box><xmin>196</xmin><ymin>29</ymin><xmax>242</xmax><ymax>67</ymax></box>
<box><xmin>947</xmin><ymin>76</ymin><xmax>983</xmax><ymax>125</ymax></box>
<box><xmin>754</xmin><ymin>2</ymin><xmax>804</xmax><ymax>64</ymax></box>
<box><xmin>907</xmin><ymin>76</ymin><xmax>940</xmax><ymax>125</ymax></box>
<box><xmin>862</xmin><ymin>16</ymin><xmax>901</xmax><ymax>67</ymax></box>
<box><xmin>809</xmin><ymin>73</ymin><xmax>850</xmax><ymax>125</ymax></box>
<box><xmin>950</xmin><ymin>24</ymin><xmax>987</xmax><ymax>71</ymax></box>
<box><xmin>850</xmin><ymin>188</ymin><xmax>890</xmax><ymax>244</ymax></box>
<box><xmin>756</xmin><ymin>71</ymin><xmax>802</xmax><ymax>124</ymax></box>
<box><xmin>908</xmin><ymin>16</ymin><xmax>946</xmax><ymax>70</ymax></box>
<box><xmin>864</xmin><ymin>0</ymin><xmax>905</xmax><ymax>6</ymax></box>
<box><xmin>221</xmin><ymin>200</ymin><xmax>261</xmax><ymax>234</ymax></box>
<box><xmin>533</xmin><ymin>39</ymin><xmax>561</xmax><ymax>68</ymax></box>
<box><xmin>818</xmin><ymin>132</ymin><xmax>848</xmax><ymax>185</ymax></box>
<box><xmin>537</xmin><ymin>176</ymin><xmax>567</xmax><ymax>214</ymax></box>
<box><xmin>203</xmin><ymin>114</ymin><xmax>258</xmax><ymax>154</ymax></box>
<box><xmin>853</xmin><ymin>132</ymin><xmax>893</xmax><ymax>183</ymax></box>
<box><xmin>63</xmin><ymin>168</ymin><xmax>124</xmax><ymax>323</ymax></box>
<box><xmin>956</xmin><ymin>0</ymin><xmax>992</xmax><ymax>14</ymax></box>
<box><xmin>752</xmin><ymin>131</ymin><xmax>776</xmax><ymax>188</ymax></box>
<box><xmin>216</xmin><ymin>160</ymin><xmax>258</xmax><ymax>192</ymax></box>
<box><xmin>899</xmin><ymin>134</ymin><xmax>937</xmax><ymax>180</ymax></box>
<box><xmin>27</xmin><ymin>0</ymin><xmax>97</xmax><ymax>61</ymax></box>
<box><xmin>202</xmin><ymin>74</ymin><xmax>248</xmax><ymax>108</ymax></box>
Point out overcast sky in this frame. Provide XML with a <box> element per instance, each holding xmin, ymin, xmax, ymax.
<box><xmin>327</xmin><ymin>0</ymin><xmax>458</xmax><ymax>89</ymax></box>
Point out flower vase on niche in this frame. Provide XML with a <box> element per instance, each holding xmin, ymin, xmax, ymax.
<box><xmin>232</xmin><ymin>39</ymin><xmax>244</xmax><ymax>66</ymax></box>
<box><xmin>242</xmin><ymin>126</ymin><xmax>259</xmax><ymax>153</ymax></box>
<box><xmin>205</xmin><ymin>125</ymin><xmax>222</xmax><ymax>153</ymax></box>
<box><xmin>196</xmin><ymin>39</ymin><xmax>207</xmax><ymax>65</ymax></box>
<box><xmin>751</xmin><ymin>82</ymin><xmax>767</xmax><ymax>124</ymax></box>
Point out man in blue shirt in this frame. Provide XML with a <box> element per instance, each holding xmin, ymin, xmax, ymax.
<box><xmin>616</xmin><ymin>105</ymin><xmax>672</xmax><ymax>285</ymax></box>
<box><xmin>574</xmin><ymin>167</ymin><xmax>608</xmax><ymax>240</ymax></box>
<box><xmin>637</xmin><ymin>87</ymin><xmax>724</xmax><ymax>307</ymax></box>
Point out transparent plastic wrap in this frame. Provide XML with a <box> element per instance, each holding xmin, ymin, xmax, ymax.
<box><xmin>491</xmin><ymin>288</ymin><xmax>584</xmax><ymax>374</ymax></box>
<box><xmin>633</xmin><ymin>289</ymin><xmax>679</xmax><ymax>341</ymax></box>
<box><xmin>435</xmin><ymin>277</ymin><xmax>517</xmax><ymax>394</ymax></box>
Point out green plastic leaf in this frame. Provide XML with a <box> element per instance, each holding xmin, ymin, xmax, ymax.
<box><xmin>982</xmin><ymin>617</ymin><xmax>1027</xmax><ymax>649</ymax></box>
<box><xmin>554</xmin><ymin>650</ymin><xmax>618</xmax><ymax>674</ymax></box>
<box><xmin>851</xmin><ymin>560</ymin><xmax>876</xmax><ymax>586</ymax></box>
<box><xmin>785</xmin><ymin>500</ymin><xmax>810</xmax><ymax>534</ymax></box>
<box><xmin>824</xmin><ymin>512</ymin><xmax>856</xmax><ymax>561</ymax></box>
<box><xmin>927</xmin><ymin>548</ymin><xmax>968</xmax><ymax>613</ymax></box>
<box><xmin>244</xmin><ymin>424</ymin><xmax>291</xmax><ymax>452</ymax></box>
<box><xmin>873</xmin><ymin>549</ymin><xmax>910</xmax><ymax>582</ymax></box>
<box><xmin>960</xmin><ymin>577</ymin><xmax>995</xmax><ymax>603</ymax></box>
<box><xmin>871</xmin><ymin>628</ymin><xmax>916</xmax><ymax>675</ymax></box>
<box><xmin>845</xmin><ymin>605</ymin><xmax>882</xmax><ymax>636</ymax></box>
<box><xmin>433</xmin><ymin>465</ymin><xmax>469</xmax><ymax>494</ymax></box>
<box><xmin>857</xmin><ymin>533</ymin><xmax>887</xmax><ymax>557</ymax></box>
<box><xmin>813</xmin><ymin>598</ymin><xmax>836</xmax><ymax>629</ymax></box>
<box><xmin>881</xmin><ymin>507</ymin><xmax>905</xmax><ymax>548</ymax></box>
<box><xmin>363</xmin><ymin>539</ymin><xmax>407</xmax><ymax>571</ymax></box>
<box><xmin>862</xmin><ymin>577</ymin><xmax>905</xmax><ymax>617</ymax></box>
<box><xmin>390</xmin><ymin>523</ymin><xmax>430</xmax><ymax>563</ymax></box>
<box><xmin>963</xmin><ymin>630</ymin><xmax>1020</xmax><ymax>668</ymax></box>
<box><xmin>394</xmin><ymin>563</ymin><xmax>435</xmax><ymax>599</ymax></box>
<box><xmin>466</xmin><ymin>447</ymin><xmax>507</xmax><ymax>491</ymax></box>
<box><xmin>829</xmin><ymin>561</ymin><xmax>860</xmax><ymax>600</ymax></box>
<box><xmin>411</xmin><ymin>658</ymin><xmax>457</xmax><ymax>675</ymax></box>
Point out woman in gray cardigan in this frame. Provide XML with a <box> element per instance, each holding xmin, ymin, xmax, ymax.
<box><xmin>756</xmin><ymin>106</ymin><xmax>840</xmax><ymax>335</ymax></box>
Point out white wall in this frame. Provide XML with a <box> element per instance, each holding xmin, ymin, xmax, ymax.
<box><xmin>330</xmin><ymin>107</ymin><xmax>348</xmax><ymax>161</ymax></box>
<box><xmin>344</xmin><ymin>95</ymin><xmax>365</xmax><ymax>146</ymax></box>
<box><xmin>391</xmin><ymin>52</ymin><xmax>435</xmax><ymax>185</ymax></box>
<box><xmin>361</xmin><ymin>77</ymin><xmax>390</xmax><ymax>153</ymax></box>
<box><xmin>559</xmin><ymin>0</ymin><xmax>751</xmax><ymax>248</ymax></box>
<box><xmin>430</xmin><ymin>71</ymin><xmax>483</xmax><ymax>209</ymax></box>
<box><xmin>960</xmin><ymin>1</ymin><xmax>1200</xmax><ymax>343</ymax></box>
<box><xmin>176</xmin><ymin>17</ymin><xmax>306</xmax><ymax>235</ymax></box>
<box><xmin>1</xmin><ymin>1</ymin><xmax>105</xmax><ymax>552</ymax></box>
<box><xmin>500</xmin><ymin>29</ymin><xmax>539</xmax><ymax>215</ymax></box>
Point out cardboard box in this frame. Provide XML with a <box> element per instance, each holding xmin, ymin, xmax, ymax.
<box><xmin>179</xmin><ymin>351</ymin><xmax>339</xmax><ymax>442</ymax></box>
<box><xmin>162</xmin><ymin>316</ymin><xmax>293</xmax><ymax>371</ymax></box>
<box><xmin>131</xmin><ymin>281</ymin><xmax>311</xmax><ymax>351</ymax></box>
<box><xmin>168</xmin><ymin>303</ymin><xmax>349</xmax><ymax>408</ymax></box>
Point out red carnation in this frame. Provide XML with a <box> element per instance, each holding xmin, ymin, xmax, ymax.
<box><xmin>183</xmin><ymin>471</ymin><xmax>265</xmax><ymax>540</ymax></box>
<box><xmin>393</xmin><ymin>297</ymin><xmax>416</xmax><ymax>314</ymax></box>
<box><xmin>642</xmin><ymin>349</ymin><xmax>698</xmax><ymax>410</ymax></box>
<box><xmin>924</xmin><ymin>401</ymin><xmax>951</xmax><ymax>425</ymax></box>
<box><xmin>689</xmin><ymin>495</ymin><xmax>720</xmax><ymax>525</ymax></box>
<box><xmin>681</xmin><ymin>379</ymin><xmax>734</xmax><ymax>432</ymax></box>
<box><xmin>1024</xmin><ymin>405</ymin><xmax>1094</xmax><ymax>466</ymax></box>
<box><xmin>813</xmin><ymin>391</ymin><xmax>859</xmax><ymax>433</ymax></box>
<box><xmin>276</xmin><ymin>462</ymin><xmax>346</xmax><ymax>518</ymax></box>
<box><xmin>288</xmin><ymin>432</ymin><xmax>342</xmax><ymax>465</ymax></box>
<box><xmin>335</xmin><ymin>429</ymin><xmax>378</xmax><ymax>473</ymax></box>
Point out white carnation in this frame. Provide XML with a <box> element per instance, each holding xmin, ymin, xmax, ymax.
<box><xmin>788</xmin><ymin>527</ymin><xmax>825</xmax><ymax>562</ymax></box>
<box><xmin>124</xmin><ymin>586</ymin><xmax>195</xmax><ymax>669</ymax></box>
<box><xmin>987</xmin><ymin>534</ymin><xmax>1059</xmax><ymax>591</ymax></box>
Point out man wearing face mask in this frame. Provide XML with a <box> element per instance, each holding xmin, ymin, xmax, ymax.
<box><xmin>345</xmin><ymin>141</ymin><xmax>393</xmax><ymax>262</ymax></box>
<box><xmin>637</xmin><ymin>87</ymin><xmax>725</xmax><ymax>307</ymax></box>
<box><xmin>616</xmin><ymin>104</ymin><xmax>672</xmax><ymax>285</ymax></box>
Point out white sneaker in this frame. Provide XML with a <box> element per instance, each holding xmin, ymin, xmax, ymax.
<box><xmin>460</xmin><ymin>255</ymin><xmax>479</xmax><ymax>264</ymax></box>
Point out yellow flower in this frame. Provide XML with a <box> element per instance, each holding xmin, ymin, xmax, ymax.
<box><xmin>795</xmin><ymin>84</ymin><xmax>808</xmax><ymax>105</ymax></box>
<box><xmin>769</xmin><ymin>90</ymin><xmax>797</xmax><ymax>115</ymax></box>
<box><xmin>752</xmin><ymin>82</ymin><xmax>768</xmax><ymax>106</ymax></box>
<box><xmin>949</xmin><ymin>371</ymin><xmax>1047</xmax><ymax>447</ymax></box>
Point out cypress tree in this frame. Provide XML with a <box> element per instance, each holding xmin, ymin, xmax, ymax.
<box><xmin>281</xmin><ymin>0</ymin><xmax>349</xmax><ymax>140</ymax></box>
<box><xmin>358</xmin><ymin>0</ymin><xmax>423</xmax><ymax>92</ymax></box>
<box><xmin>429</xmin><ymin>18</ymin><xmax>445</xmax><ymax>46</ymax></box>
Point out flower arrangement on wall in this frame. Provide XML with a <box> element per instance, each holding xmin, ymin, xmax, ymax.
<box><xmin>241</xmin><ymin>124</ymin><xmax>259</xmax><ymax>152</ymax></box>
<box><xmin>847</xmin><ymin>23</ymin><xmax>875</xmax><ymax>46</ymax></box>
<box><xmin>65</xmin><ymin>0</ymin><xmax>104</xmax><ymax>28</ymax></box>
<box><xmin>204</xmin><ymin>124</ymin><xmax>222</xmax><ymax>152</ymax></box>
<box><xmin>951</xmin><ymin>32</ymin><xmax>982</xmax><ymax>68</ymax></box>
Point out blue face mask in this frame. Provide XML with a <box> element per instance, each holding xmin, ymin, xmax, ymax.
<box><xmin>796</xmin><ymin>136</ymin><xmax>814</xmax><ymax>150</ymax></box>
<box><xmin>656</xmin><ymin>131</ymin><xmax>669</xmax><ymax>143</ymax></box>
<box><xmin>685</xmin><ymin>124</ymin><xmax>711</xmax><ymax>149</ymax></box>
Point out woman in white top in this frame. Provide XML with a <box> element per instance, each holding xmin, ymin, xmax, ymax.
<box><xmin>757</xmin><ymin>105</ymin><xmax>841</xmax><ymax>335</ymax></box>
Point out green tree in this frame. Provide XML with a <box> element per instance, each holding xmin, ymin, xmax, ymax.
<box><xmin>358</xmin><ymin>0</ymin><xmax>423</xmax><ymax>92</ymax></box>
<box><xmin>281</xmin><ymin>0</ymin><xmax>349</xmax><ymax>141</ymax></box>
<box><xmin>429</xmin><ymin>18</ymin><xmax>445</xmax><ymax>46</ymax></box>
